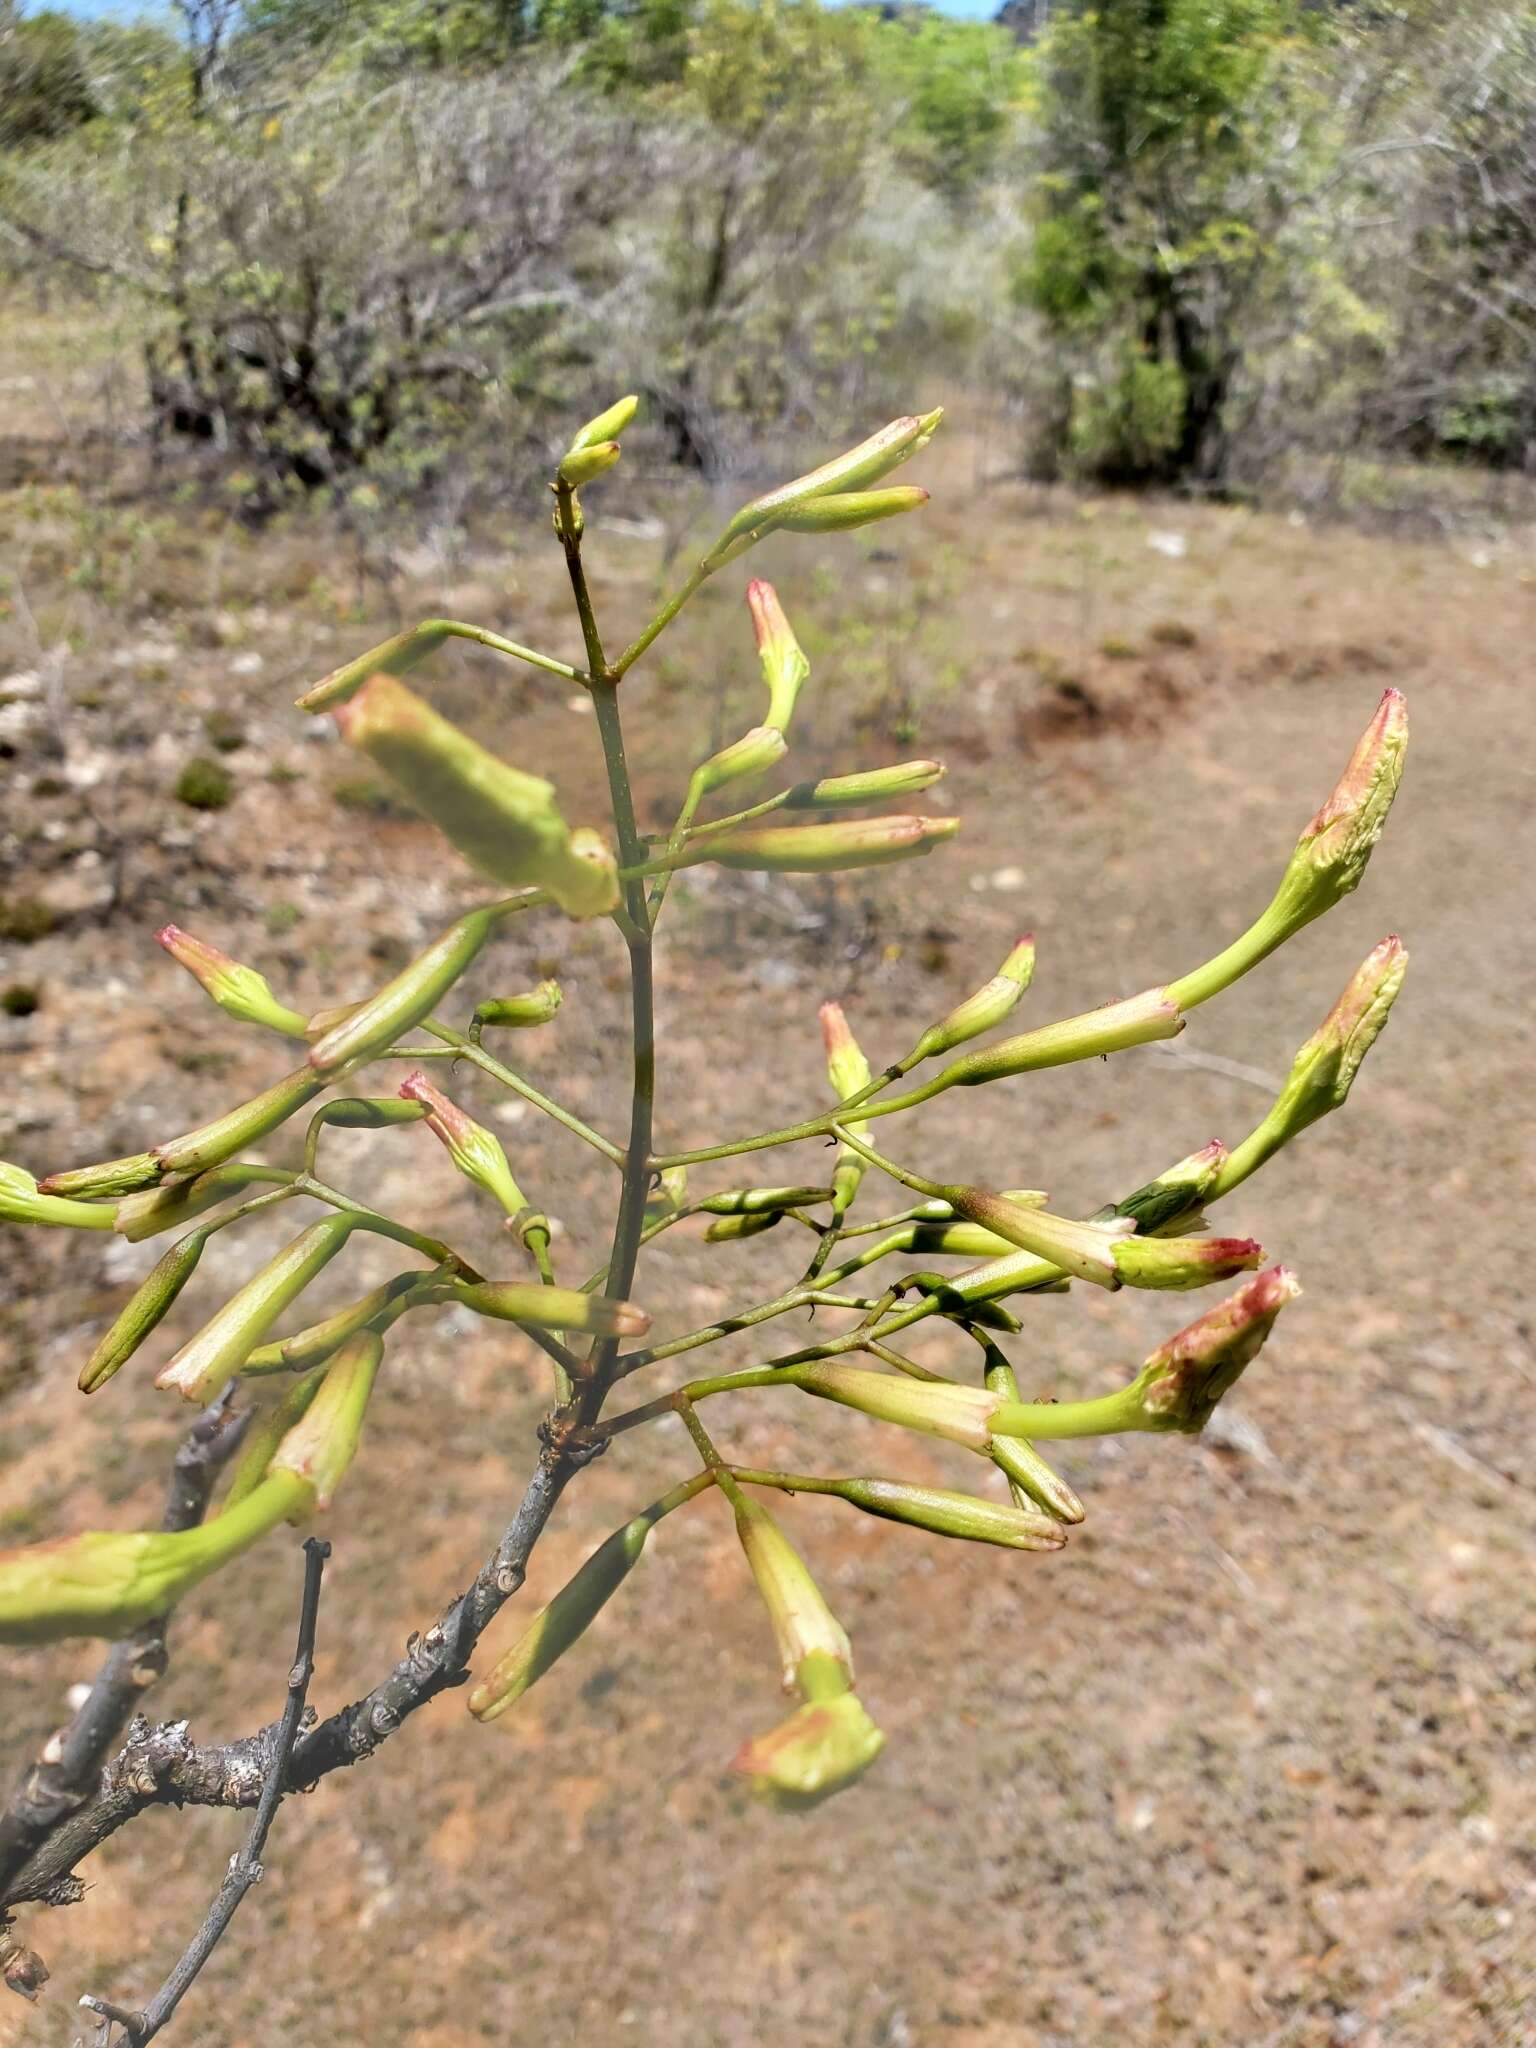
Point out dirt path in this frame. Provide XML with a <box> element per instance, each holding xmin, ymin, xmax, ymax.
<box><xmin>2</xmin><ymin>420</ymin><xmax>1534</xmax><ymax>2047</ymax></box>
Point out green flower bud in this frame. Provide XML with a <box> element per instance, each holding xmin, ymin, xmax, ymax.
<box><xmin>698</xmin><ymin>1184</ymin><xmax>830</xmax><ymax>1216</ymax></box>
<box><xmin>309</xmin><ymin>1097</ymin><xmax>428</xmax><ymax>1133</ymax></box>
<box><xmin>468</xmin><ymin>1506</ymin><xmax>657</xmax><ymax>1722</ymax></box>
<box><xmin>777</xmin><ymin>487</ymin><xmax>928</xmax><ymax>534</ymax></box>
<box><xmin>732</xmin><ymin>1683</ymin><xmax>885</xmax><ymax>1812</ymax></box>
<box><xmin>931</xmin><ymin>984</ymin><xmax>1182</xmax><ymax>1090</ymax></box>
<box><xmin>692</xmin><ymin>724</ymin><xmax>789</xmax><ymax>800</ymax></box>
<box><xmin>566</xmin><ymin>394</ymin><xmax>639</xmax><ymax>453</ymax></box>
<box><xmin>1167</xmin><ymin>692</ymin><xmax>1408</xmax><ymax>1012</ymax></box>
<box><xmin>156</xmin><ymin>1213</ymin><xmax>361</xmax><ymax>1403</ymax></box>
<box><xmin>223</xmin><ymin>1369</ymin><xmax>325</xmax><ymax>1508</ymax></box>
<box><xmin>1270</xmin><ymin>689</ymin><xmax>1408</xmax><ymax>932</ymax></box>
<box><xmin>269</xmin><ymin>1330</ymin><xmax>384</xmax><ymax>1509</ymax></box>
<box><xmin>398</xmin><ymin>1070</ymin><xmax>528</xmax><ymax>1219</ymax></box>
<box><xmin>784</xmin><ymin>762</ymin><xmax>946</xmax><ymax>808</ymax></box>
<box><xmin>707</xmin><ymin>411</ymin><xmax>942</xmax><ymax>568</ymax></box>
<box><xmin>470</xmin><ymin>981</ymin><xmax>563</xmax><ymax>1035</ymax></box>
<box><xmin>154</xmin><ymin>1066</ymin><xmax>329</xmax><ymax>1178</ymax></box>
<box><xmin>79</xmin><ymin>1230</ymin><xmax>207</xmax><ymax>1394</ymax></box>
<box><xmin>746</xmin><ymin>580</ymin><xmax>810</xmax><ymax>731</ymax></box>
<box><xmin>980</xmin><ymin>1352</ymin><xmax>1086</xmax><ymax>1523</ymax></box>
<box><xmin>734</xmin><ymin>1493</ymin><xmax>853</xmax><ymax>1691</ymax></box>
<box><xmin>1109</xmin><ymin>1233</ymin><xmax>1263</xmax><ymax>1291</ymax></box>
<box><xmin>899</xmin><ymin>934</ymin><xmax>1036</xmax><ymax>1069</ymax></box>
<box><xmin>789</xmin><ymin>1362</ymin><xmax>1002</xmax><ymax>1451</ymax></box>
<box><xmin>1108</xmin><ymin>1138</ymin><xmax>1228</xmax><ymax>1237</ymax></box>
<box><xmin>1213</xmin><ymin>936</ymin><xmax>1408</xmax><ymax>1199</ymax></box>
<box><xmin>827</xmin><ymin>1477</ymin><xmax>1065</xmax><ymax>1551</ymax></box>
<box><xmin>446</xmin><ymin>1278</ymin><xmax>648</xmax><ymax>1338</ymax></box>
<box><xmin>114</xmin><ymin>1165</ymin><xmax>269</xmax><ymax>1243</ymax></box>
<box><xmin>0</xmin><ymin>1159</ymin><xmax>117</xmax><ymax>1231</ymax></box>
<box><xmin>307</xmin><ymin>907</ymin><xmax>498</xmax><ymax>1075</ymax></box>
<box><xmin>821</xmin><ymin>999</ymin><xmax>872</xmax><ymax>1220</ymax></box>
<box><xmin>156</xmin><ymin>925</ymin><xmax>309</xmax><ymax>1037</ymax></box>
<box><xmin>296</xmin><ymin>619</ymin><xmax>454</xmax><ymax>714</ymax></box>
<box><xmin>36</xmin><ymin>1151</ymin><xmax>162</xmax><ymax>1201</ymax></box>
<box><xmin>683</xmin><ymin>813</ymin><xmax>959</xmax><ymax>875</ymax></box>
<box><xmin>558</xmin><ymin>440</ymin><xmax>621</xmax><ymax>488</ymax></box>
<box><xmin>1128</xmin><ymin>1265</ymin><xmax>1301</xmax><ymax>1433</ymax></box>
<box><xmin>243</xmin><ymin>1272</ymin><xmax>422</xmax><ymax>1375</ymax></box>
<box><xmin>0</xmin><ymin>1469</ymin><xmax>310</xmax><ymax>1644</ymax></box>
<box><xmin>704</xmin><ymin>1209</ymin><xmax>783</xmax><ymax>1242</ymax></box>
<box><xmin>330</xmin><ymin>673</ymin><xmax>618</xmax><ymax>917</ymax></box>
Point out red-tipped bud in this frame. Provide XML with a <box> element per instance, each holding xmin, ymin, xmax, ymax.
<box><xmin>746</xmin><ymin>579</ymin><xmax>810</xmax><ymax>731</ymax></box>
<box><xmin>1109</xmin><ymin>1232</ymin><xmax>1264</xmax><ymax>1291</ymax></box>
<box><xmin>1130</xmin><ymin>1265</ymin><xmax>1302</xmax><ymax>1432</ymax></box>
<box><xmin>683</xmin><ymin>813</ymin><xmax>959</xmax><ymax>875</ymax></box>
<box><xmin>399</xmin><ymin>1070</ymin><xmax>529</xmax><ymax>1219</ymax></box>
<box><xmin>732</xmin><ymin>1688</ymin><xmax>885</xmax><ymax>1812</ymax></box>
<box><xmin>156</xmin><ymin>925</ymin><xmax>308</xmax><ymax>1036</ymax></box>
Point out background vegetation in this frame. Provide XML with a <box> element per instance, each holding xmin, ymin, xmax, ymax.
<box><xmin>3</xmin><ymin>0</ymin><xmax>1533</xmax><ymax>518</ymax></box>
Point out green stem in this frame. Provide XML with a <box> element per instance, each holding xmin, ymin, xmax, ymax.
<box><xmin>421</xmin><ymin>1023</ymin><xmax>626</xmax><ymax>1167</ymax></box>
<box><xmin>441</xmin><ymin>620</ymin><xmax>585</xmax><ymax>686</ymax></box>
<box><xmin>611</xmin><ymin>562</ymin><xmax>709</xmax><ymax>679</ymax></box>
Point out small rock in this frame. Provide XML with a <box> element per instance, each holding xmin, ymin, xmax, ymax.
<box><xmin>1147</xmin><ymin>530</ymin><xmax>1188</xmax><ymax>559</ymax></box>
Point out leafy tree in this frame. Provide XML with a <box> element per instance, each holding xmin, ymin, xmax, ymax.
<box><xmin>0</xmin><ymin>7</ymin><xmax>97</xmax><ymax>147</ymax></box>
<box><xmin>1016</xmin><ymin>0</ymin><xmax>1318</xmax><ymax>488</ymax></box>
<box><xmin>866</xmin><ymin>10</ymin><xmax>1023</xmax><ymax>201</ymax></box>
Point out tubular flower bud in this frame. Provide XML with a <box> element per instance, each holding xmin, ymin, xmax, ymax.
<box><xmin>269</xmin><ymin>1330</ymin><xmax>385</xmax><ymax>1510</ymax></box>
<box><xmin>469</xmin><ymin>1503</ymin><xmax>662</xmax><ymax>1722</ymax></box>
<box><xmin>471</xmin><ymin>982</ymin><xmax>562</xmax><ymax>1035</ymax></box>
<box><xmin>399</xmin><ymin>1070</ymin><xmax>528</xmax><ymax>1218</ymax></box>
<box><xmin>827</xmin><ymin>1478</ymin><xmax>1065</xmax><ymax>1552</ymax></box>
<box><xmin>734</xmin><ymin>1493</ymin><xmax>852</xmax><ymax>1692</ymax></box>
<box><xmin>1110</xmin><ymin>1233</ymin><xmax>1263</xmax><ymax>1291</ymax></box>
<box><xmin>1110</xmin><ymin>1139</ymin><xmax>1229</xmax><ymax>1237</ymax></box>
<box><xmin>156</xmin><ymin>925</ymin><xmax>308</xmax><ymax>1037</ymax></box>
<box><xmin>0</xmin><ymin>1469</ymin><xmax>311</xmax><ymax>1644</ymax></box>
<box><xmin>566</xmin><ymin>394</ymin><xmax>639</xmax><ymax>453</ymax></box>
<box><xmin>1271</xmin><ymin>689</ymin><xmax>1408</xmax><ymax>933</ymax></box>
<box><xmin>79</xmin><ymin>1230</ymin><xmax>208</xmax><ymax>1393</ymax></box>
<box><xmin>746</xmin><ymin>580</ymin><xmax>810</xmax><ymax>732</ymax></box>
<box><xmin>899</xmin><ymin>935</ymin><xmax>1037</xmax><ymax>1070</ymax></box>
<box><xmin>705</xmin><ymin>1209</ymin><xmax>783</xmax><ymax>1242</ymax></box>
<box><xmin>790</xmin><ymin>1362</ymin><xmax>1002</xmax><ymax>1451</ymax></box>
<box><xmin>1215</xmin><ymin>937</ymin><xmax>1408</xmax><ymax>1199</ymax></box>
<box><xmin>980</xmin><ymin>1349</ymin><xmax>1086</xmax><ymax>1523</ymax></box>
<box><xmin>682</xmin><ymin>813</ymin><xmax>959</xmax><ymax>875</ymax></box>
<box><xmin>784</xmin><ymin>761</ymin><xmax>946</xmax><ymax>808</ymax></box>
<box><xmin>154</xmin><ymin>1066</ymin><xmax>328</xmax><ymax>1179</ymax></box>
<box><xmin>224</xmin><ymin>1370</ymin><xmax>325</xmax><ymax>1509</ymax></box>
<box><xmin>821</xmin><ymin>1000</ymin><xmax>872</xmax><ymax>1221</ymax></box>
<box><xmin>779</xmin><ymin>488</ymin><xmax>929</xmax><ymax>534</ymax></box>
<box><xmin>933</xmin><ymin>985</ymin><xmax>1182</xmax><ymax>1091</ymax></box>
<box><xmin>36</xmin><ymin>1151</ymin><xmax>161</xmax><ymax>1201</ymax></box>
<box><xmin>557</xmin><ymin>440</ymin><xmax>620</xmax><ymax>488</ymax></box>
<box><xmin>156</xmin><ymin>1213</ymin><xmax>361</xmax><ymax>1403</ymax></box>
<box><xmin>699</xmin><ymin>1184</ymin><xmax>830</xmax><ymax>1216</ymax></box>
<box><xmin>732</xmin><ymin>1685</ymin><xmax>886</xmax><ymax>1812</ymax></box>
<box><xmin>296</xmin><ymin>620</ymin><xmax>454</xmax><ymax>713</ymax></box>
<box><xmin>948</xmin><ymin>1188</ymin><xmax>1261</xmax><ymax>1294</ymax></box>
<box><xmin>307</xmin><ymin>908</ymin><xmax>498</xmax><ymax>1075</ymax></box>
<box><xmin>708</xmin><ymin>412</ymin><xmax>942</xmax><ymax>569</ymax></box>
<box><xmin>446</xmin><ymin>1279</ymin><xmax>648</xmax><ymax>1338</ymax></box>
<box><xmin>0</xmin><ymin>1159</ymin><xmax>117</xmax><ymax>1231</ymax></box>
<box><xmin>114</xmin><ymin>1164</ymin><xmax>268</xmax><ymax>1243</ymax></box>
<box><xmin>1129</xmin><ymin>1265</ymin><xmax>1302</xmax><ymax>1433</ymax></box>
<box><xmin>692</xmin><ymin>724</ymin><xmax>789</xmax><ymax>800</ymax></box>
<box><xmin>309</xmin><ymin>1097</ymin><xmax>427</xmax><ymax>1134</ymax></box>
<box><xmin>243</xmin><ymin>1272</ymin><xmax>423</xmax><ymax>1375</ymax></box>
<box><xmin>330</xmin><ymin>673</ymin><xmax>618</xmax><ymax>916</ymax></box>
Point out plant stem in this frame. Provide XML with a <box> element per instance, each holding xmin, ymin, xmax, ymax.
<box><xmin>421</xmin><ymin>1023</ymin><xmax>625</xmax><ymax>1167</ymax></box>
<box><xmin>554</xmin><ymin>482</ymin><xmax>656</xmax><ymax>1413</ymax></box>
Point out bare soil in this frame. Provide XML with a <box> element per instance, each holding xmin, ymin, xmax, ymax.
<box><xmin>2</xmin><ymin>328</ymin><xmax>1534</xmax><ymax>2048</ymax></box>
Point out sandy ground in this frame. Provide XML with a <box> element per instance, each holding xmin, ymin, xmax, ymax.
<box><xmin>1</xmin><ymin>365</ymin><xmax>1534</xmax><ymax>2047</ymax></box>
